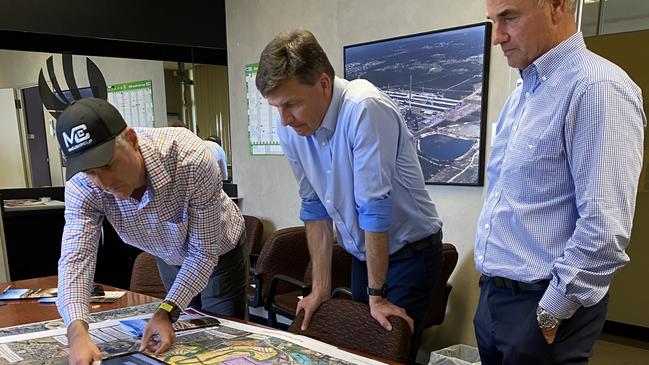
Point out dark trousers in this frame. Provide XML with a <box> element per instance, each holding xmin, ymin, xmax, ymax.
<box><xmin>351</xmin><ymin>231</ymin><xmax>443</xmax><ymax>364</ymax></box>
<box><xmin>156</xmin><ymin>234</ymin><xmax>248</xmax><ymax>320</ymax></box>
<box><xmin>474</xmin><ymin>276</ymin><xmax>609</xmax><ymax>365</ymax></box>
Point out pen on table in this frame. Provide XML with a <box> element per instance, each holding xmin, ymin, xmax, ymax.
<box><xmin>2</xmin><ymin>285</ymin><xmax>10</xmax><ymax>294</ymax></box>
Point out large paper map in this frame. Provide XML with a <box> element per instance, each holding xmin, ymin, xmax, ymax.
<box><xmin>0</xmin><ymin>304</ymin><xmax>384</xmax><ymax>365</ymax></box>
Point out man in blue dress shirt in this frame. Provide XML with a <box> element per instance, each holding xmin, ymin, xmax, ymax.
<box><xmin>475</xmin><ymin>0</ymin><xmax>646</xmax><ymax>364</ymax></box>
<box><xmin>256</xmin><ymin>29</ymin><xmax>444</xmax><ymax>362</ymax></box>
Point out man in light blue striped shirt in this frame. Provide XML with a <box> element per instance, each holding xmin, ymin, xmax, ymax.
<box><xmin>256</xmin><ymin>29</ymin><xmax>443</xmax><ymax>363</ymax></box>
<box><xmin>475</xmin><ymin>0</ymin><xmax>646</xmax><ymax>364</ymax></box>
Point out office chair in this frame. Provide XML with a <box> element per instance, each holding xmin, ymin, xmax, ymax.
<box><xmin>288</xmin><ymin>298</ymin><xmax>411</xmax><ymax>363</ymax></box>
<box><xmin>129</xmin><ymin>252</ymin><xmax>167</xmax><ymax>299</ymax></box>
<box><xmin>247</xmin><ymin>226</ymin><xmax>310</xmax><ymax>309</ymax></box>
<box><xmin>243</xmin><ymin>214</ymin><xmax>264</xmax><ymax>262</ymax></box>
<box><xmin>265</xmin><ymin>243</ymin><xmax>352</xmax><ymax>327</ymax></box>
<box><xmin>422</xmin><ymin>243</ymin><xmax>458</xmax><ymax>328</ymax></box>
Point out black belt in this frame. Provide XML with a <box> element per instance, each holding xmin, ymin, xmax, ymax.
<box><xmin>389</xmin><ymin>230</ymin><xmax>442</xmax><ymax>262</ymax></box>
<box><xmin>480</xmin><ymin>275</ymin><xmax>549</xmax><ymax>291</ymax></box>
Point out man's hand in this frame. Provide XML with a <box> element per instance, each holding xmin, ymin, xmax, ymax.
<box><xmin>139</xmin><ymin>310</ymin><xmax>176</xmax><ymax>355</ymax></box>
<box><xmin>369</xmin><ymin>296</ymin><xmax>414</xmax><ymax>333</ymax></box>
<box><xmin>296</xmin><ymin>292</ymin><xmax>329</xmax><ymax>331</ymax></box>
<box><xmin>541</xmin><ymin>326</ymin><xmax>559</xmax><ymax>344</ymax></box>
<box><xmin>67</xmin><ymin>320</ymin><xmax>102</xmax><ymax>365</ymax></box>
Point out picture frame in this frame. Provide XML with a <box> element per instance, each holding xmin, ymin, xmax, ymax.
<box><xmin>344</xmin><ymin>22</ymin><xmax>492</xmax><ymax>186</ymax></box>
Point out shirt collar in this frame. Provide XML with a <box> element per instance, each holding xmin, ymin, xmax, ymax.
<box><xmin>521</xmin><ymin>32</ymin><xmax>585</xmax><ymax>83</ymax></box>
<box><xmin>316</xmin><ymin>76</ymin><xmax>346</xmax><ymax>138</ymax></box>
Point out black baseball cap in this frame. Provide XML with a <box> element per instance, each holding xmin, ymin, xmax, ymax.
<box><xmin>55</xmin><ymin>98</ymin><xmax>127</xmax><ymax>180</ymax></box>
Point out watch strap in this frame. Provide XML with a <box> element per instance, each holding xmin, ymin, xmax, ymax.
<box><xmin>158</xmin><ymin>301</ymin><xmax>180</xmax><ymax>322</ymax></box>
<box><xmin>367</xmin><ymin>284</ymin><xmax>387</xmax><ymax>297</ymax></box>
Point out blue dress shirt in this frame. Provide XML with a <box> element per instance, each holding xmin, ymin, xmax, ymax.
<box><xmin>278</xmin><ymin>76</ymin><xmax>442</xmax><ymax>261</ymax></box>
<box><xmin>475</xmin><ymin>33</ymin><xmax>646</xmax><ymax>319</ymax></box>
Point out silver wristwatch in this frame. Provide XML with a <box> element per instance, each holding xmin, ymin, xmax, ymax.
<box><xmin>536</xmin><ymin>306</ymin><xmax>561</xmax><ymax>330</ymax></box>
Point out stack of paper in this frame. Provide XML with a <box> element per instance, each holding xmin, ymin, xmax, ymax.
<box><xmin>0</xmin><ymin>288</ymin><xmax>57</xmax><ymax>300</ymax></box>
<box><xmin>119</xmin><ymin>311</ymin><xmax>221</xmax><ymax>339</ymax></box>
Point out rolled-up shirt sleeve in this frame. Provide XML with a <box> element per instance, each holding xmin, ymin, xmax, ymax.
<box><xmin>351</xmin><ymin>98</ymin><xmax>399</xmax><ymax>232</ymax></box>
<box><xmin>539</xmin><ymin>81</ymin><xmax>646</xmax><ymax>319</ymax></box>
<box><xmin>57</xmin><ymin>179</ymin><xmax>104</xmax><ymax>326</ymax></box>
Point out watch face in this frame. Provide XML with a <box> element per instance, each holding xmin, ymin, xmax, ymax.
<box><xmin>538</xmin><ymin>312</ymin><xmax>559</xmax><ymax>329</ymax></box>
<box><xmin>160</xmin><ymin>302</ymin><xmax>181</xmax><ymax>322</ymax></box>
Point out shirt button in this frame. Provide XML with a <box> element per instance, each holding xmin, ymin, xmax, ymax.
<box><xmin>525</xmin><ymin>92</ymin><xmax>530</xmax><ymax>98</ymax></box>
<box><xmin>327</xmin><ymin>170</ymin><xmax>331</xmax><ymax>174</ymax></box>
<box><xmin>494</xmin><ymin>192</ymin><xmax>500</xmax><ymax>198</ymax></box>
<box><xmin>477</xmin><ymin>255</ymin><xmax>483</xmax><ymax>261</ymax></box>
<box><xmin>326</xmin><ymin>199</ymin><xmax>331</xmax><ymax>204</ymax></box>
<box><xmin>541</xmin><ymin>76</ymin><xmax>547</xmax><ymax>81</ymax></box>
<box><xmin>321</xmin><ymin>142</ymin><xmax>326</xmax><ymax>146</ymax></box>
<box><xmin>484</xmin><ymin>224</ymin><xmax>490</xmax><ymax>229</ymax></box>
<box><xmin>513</xmin><ymin>125</ymin><xmax>518</xmax><ymax>131</ymax></box>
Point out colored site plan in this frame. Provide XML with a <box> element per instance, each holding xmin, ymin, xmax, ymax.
<box><xmin>0</xmin><ymin>304</ymin><xmax>384</xmax><ymax>365</ymax></box>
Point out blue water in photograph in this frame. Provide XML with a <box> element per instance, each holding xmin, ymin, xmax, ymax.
<box><xmin>419</xmin><ymin>134</ymin><xmax>474</xmax><ymax>161</ymax></box>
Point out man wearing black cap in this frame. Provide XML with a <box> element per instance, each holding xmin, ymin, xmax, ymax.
<box><xmin>54</xmin><ymin>98</ymin><xmax>247</xmax><ymax>364</ymax></box>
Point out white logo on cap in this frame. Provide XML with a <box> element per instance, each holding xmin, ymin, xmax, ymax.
<box><xmin>63</xmin><ymin>124</ymin><xmax>92</xmax><ymax>152</ymax></box>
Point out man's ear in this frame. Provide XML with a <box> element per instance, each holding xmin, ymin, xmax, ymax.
<box><xmin>549</xmin><ymin>0</ymin><xmax>567</xmax><ymax>22</ymax></box>
<box><xmin>319</xmin><ymin>73</ymin><xmax>332</xmax><ymax>98</ymax></box>
<box><xmin>123</xmin><ymin>128</ymin><xmax>139</xmax><ymax>149</ymax></box>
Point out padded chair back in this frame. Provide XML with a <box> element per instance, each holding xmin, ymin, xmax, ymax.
<box><xmin>243</xmin><ymin>215</ymin><xmax>264</xmax><ymax>257</ymax></box>
<box><xmin>267</xmin><ymin>242</ymin><xmax>352</xmax><ymax>326</ymax></box>
<box><xmin>289</xmin><ymin>299</ymin><xmax>411</xmax><ymax>362</ymax></box>
<box><xmin>423</xmin><ymin>242</ymin><xmax>459</xmax><ymax>328</ymax></box>
<box><xmin>302</xmin><ymin>243</ymin><xmax>352</xmax><ymax>288</ymax></box>
<box><xmin>256</xmin><ymin>226</ymin><xmax>310</xmax><ymax>298</ymax></box>
<box><xmin>129</xmin><ymin>252</ymin><xmax>167</xmax><ymax>299</ymax></box>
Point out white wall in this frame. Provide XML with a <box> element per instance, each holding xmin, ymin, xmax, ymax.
<box><xmin>226</xmin><ymin>0</ymin><xmax>518</xmax><ymax>350</ymax></box>
<box><xmin>0</xmin><ymin>88</ymin><xmax>27</xmax><ymax>188</ymax></box>
<box><xmin>0</xmin><ymin>50</ymin><xmax>168</xmax><ymax>186</ymax></box>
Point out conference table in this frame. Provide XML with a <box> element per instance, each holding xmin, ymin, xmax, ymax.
<box><xmin>0</xmin><ymin>275</ymin><xmax>158</xmax><ymax>328</ymax></box>
<box><xmin>0</xmin><ymin>276</ymin><xmax>400</xmax><ymax>364</ymax></box>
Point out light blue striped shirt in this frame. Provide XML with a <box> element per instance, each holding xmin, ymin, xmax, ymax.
<box><xmin>475</xmin><ymin>33</ymin><xmax>646</xmax><ymax>319</ymax></box>
<box><xmin>278</xmin><ymin>77</ymin><xmax>442</xmax><ymax>261</ymax></box>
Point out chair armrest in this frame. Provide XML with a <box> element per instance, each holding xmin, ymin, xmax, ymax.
<box><xmin>265</xmin><ymin>274</ymin><xmax>311</xmax><ymax>311</ymax></box>
<box><xmin>249</xmin><ymin>253</ymin><xmax>259</xmax><ymax>268</ymax></box>
<box><xmin>248</xmin><ymin>266</ymin><xmax>264</xmax><ymax>307</ymax></box>
<box><xmin>331</xmin><ymin>286</ymin><xmax>352</xmax><ymax>299</ymax></box>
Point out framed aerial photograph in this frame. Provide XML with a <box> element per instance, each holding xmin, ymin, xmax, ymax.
<box><xmin>344</xmin><ymin>22</ymin><xmax>491</xmax><ymax>186</ymax></box>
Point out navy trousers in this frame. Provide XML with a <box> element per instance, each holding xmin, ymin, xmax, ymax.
<box><xmin>156</xmin><ymin>235</ymin><xmax>248</xmax><ymax>320</ymax></box>
<box><xmin>474</xmin><ymin>276</ymin><xmax>609</xmax><ymax>365</ymax></box>
<box><xmin>351</xmin><ymin>232</ymin><xmax>443</xmax><ymax>364</ymax></box>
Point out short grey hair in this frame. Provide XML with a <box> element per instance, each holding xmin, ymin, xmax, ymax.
<box><xmin>256</xmin><ymin>29</ymin><xmax>335</xmax><ymax>97</ymax></box>
<box><xmin>536</xmin><ymin>0</ymin><xmax>577</xmax><ymax>14</ymax></box>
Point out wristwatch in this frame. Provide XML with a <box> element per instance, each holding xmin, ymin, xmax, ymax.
<box><xmin>367</xmin><ymin>284</ymin><xmax>387</xmax><ymax>298</ymax></box>
<box><xmin>158</xmin><ymin>301</ymin><xmax>181</xmax><ymax>323</ymax></box>
<box><xmin>536</xmin><ymin>306</ymin><xmax>561</xmax><ymax>330</ymax></box>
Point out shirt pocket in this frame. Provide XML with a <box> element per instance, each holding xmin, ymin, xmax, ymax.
<box><xmin>508</xmin><ymin>133</ymin><xmax>563</xmax><ymax>162</ymax></box>
<box><xmin>504</xmin><ymin>132</ymin><xmax>566</xmax><ymax>202</ymax></box>
<box><xmin>507</xmin><ymin>134</ymin><xmax>541</xmax><ymax>162</ymax></box>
